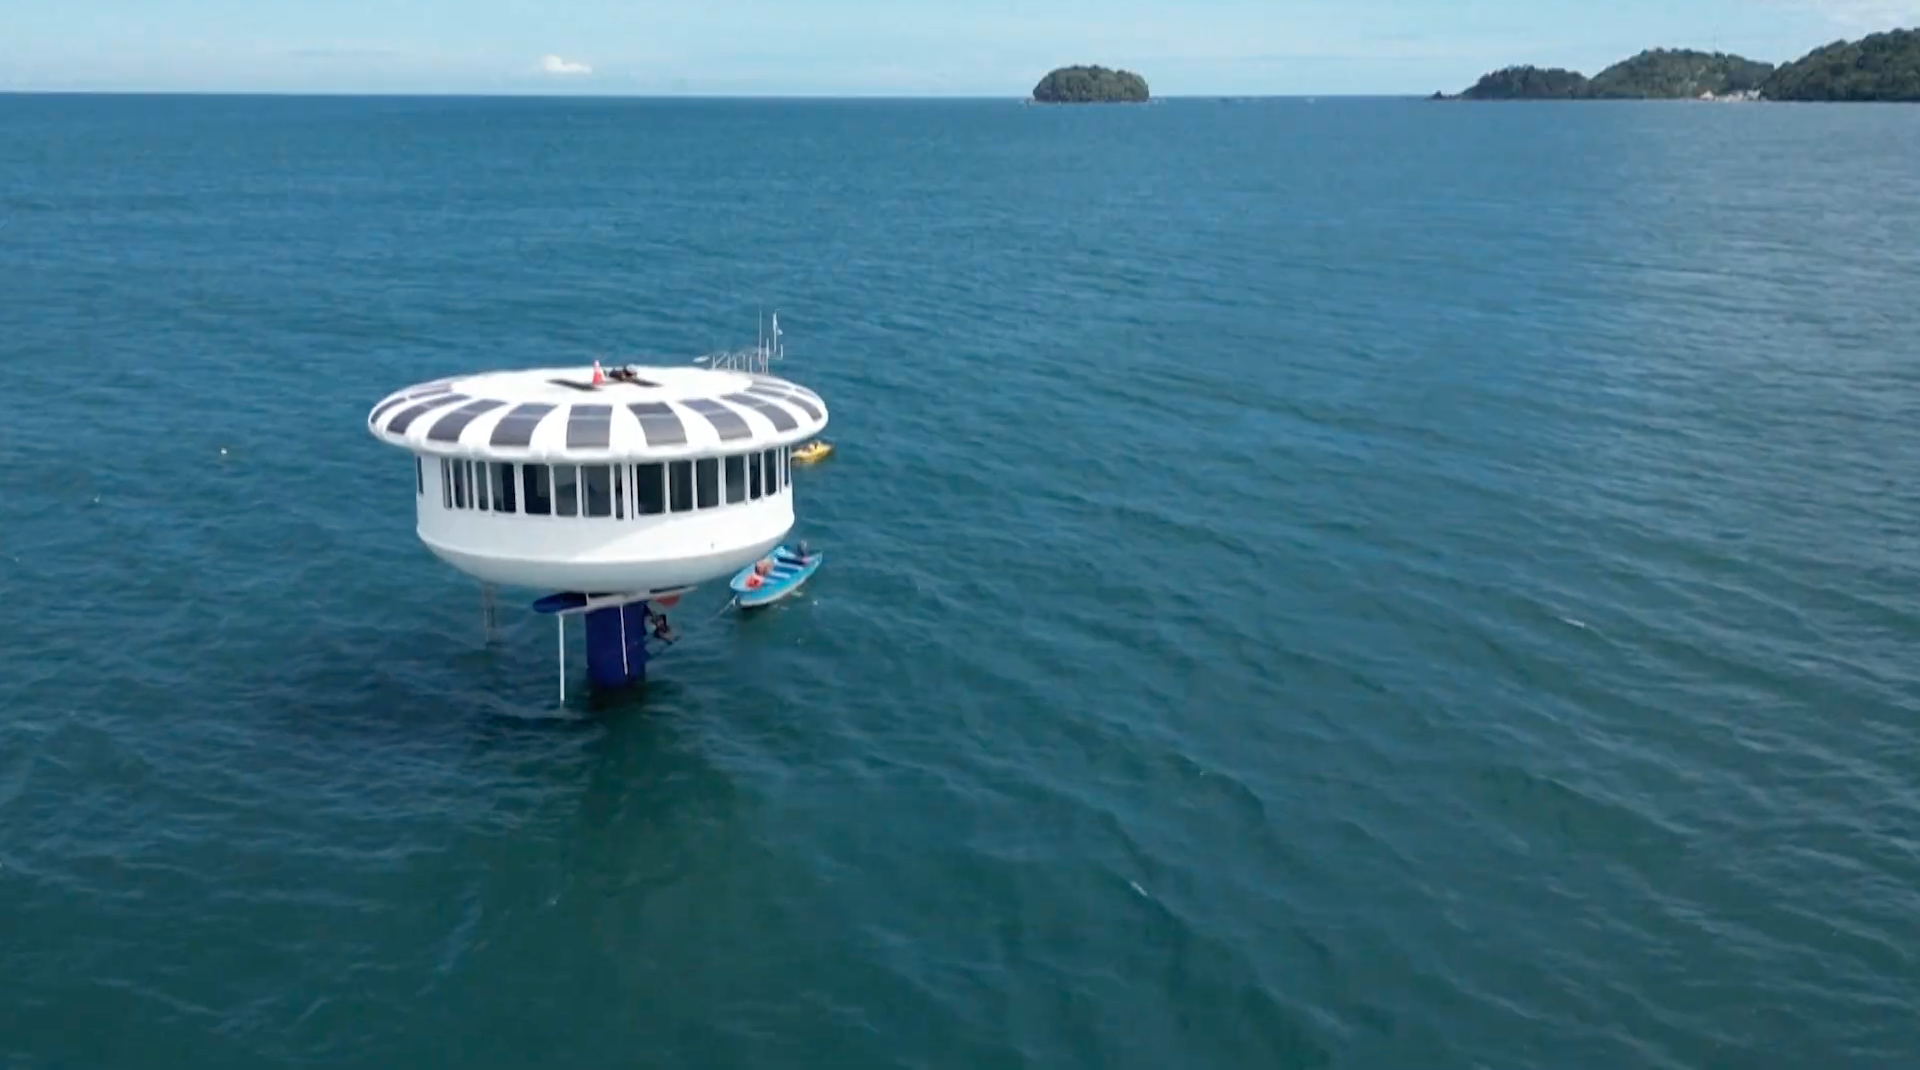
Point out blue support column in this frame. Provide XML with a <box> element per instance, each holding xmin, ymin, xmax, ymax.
<box><xmin>583</xmin><ymin>601</ymin><xmax>650</xmax><ymax>689</ymax></box>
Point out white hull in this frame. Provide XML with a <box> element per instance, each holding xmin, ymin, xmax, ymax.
<box><xmin>421</xmin><ymin>530</ymin><xmax>785</xmax><ymax>593</ymax></box>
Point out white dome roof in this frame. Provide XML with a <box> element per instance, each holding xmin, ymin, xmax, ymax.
<box><xmin>366</xmin><ymin>364</ymin><xmax>827</xmax><ymax>460</ymax></box>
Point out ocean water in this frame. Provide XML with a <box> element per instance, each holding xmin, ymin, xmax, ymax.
<box><xmin>4</xmin><ymin>94</ymin><xmax>1920</xmax><ymax>1068</ymax></box>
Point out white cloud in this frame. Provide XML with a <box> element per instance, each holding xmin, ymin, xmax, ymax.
<box><xmin>537</xmin><ymin>54</ymin><xmax>591</xmax><ymax>76</ymax></box>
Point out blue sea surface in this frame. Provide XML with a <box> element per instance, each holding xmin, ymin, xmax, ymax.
<box><xmin>4</xmin><ymin>95</ymin><xmax>1920</xmax><ymax>1068</ymax></box>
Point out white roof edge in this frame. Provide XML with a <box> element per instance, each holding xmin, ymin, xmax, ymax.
<box><xmin>364</xmin><ymin>366</ymin><xmax>828</xmax><ymax>460</ymax></box>
<box><xmin>376</xmin><ymin>422</ymin><xmax>827</xmax><ymax>462</ymax></box>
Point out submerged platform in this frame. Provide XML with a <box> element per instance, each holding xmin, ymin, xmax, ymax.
<box><xmin>530</xmin><ymin>588</ymin><xmax>688</xmax><ymax>698</ymax></box>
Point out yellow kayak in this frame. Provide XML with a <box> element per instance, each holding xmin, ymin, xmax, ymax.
<box><xmin>792</xmin><ymin>439</ymin><xmax>833</xmax><ymax>463</ymax></box>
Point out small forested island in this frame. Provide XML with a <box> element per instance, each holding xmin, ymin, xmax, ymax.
<box><xmin>1457</xmin><ymin>65</ymin><xmax>1592</xmax><ymax>100</ymax></box>
<box><xmin>1030</xmin><ymin>65</ymin><xmax>1150</xmax><ymax>103</ymax></box>
<box><xmin>1434</xmin><ymin>27</ymin><xmax>1920</xmax><ymax>102</ymax></box>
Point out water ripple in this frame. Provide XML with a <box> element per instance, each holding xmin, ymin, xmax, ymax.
<box><xmin>3</xmin><ymin>95</ymin><xmax>1920</xmax><ymax>1068</ymax></box>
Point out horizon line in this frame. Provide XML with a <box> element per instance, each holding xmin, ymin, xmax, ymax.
<box><xmin>0</xmin><ymin>89</ymin><xmax>1431</xmax><ymax>100</ymax></box>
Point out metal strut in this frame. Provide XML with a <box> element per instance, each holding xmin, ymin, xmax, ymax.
<box><xmin>535</xmin><ymin>585</ymin><xmax>706</xmax><ymax>705</ymax></box>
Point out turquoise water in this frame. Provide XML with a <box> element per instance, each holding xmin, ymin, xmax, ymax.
<box><xmin>4</xmin><ymin>95</ymin><xmax>1920</xmax><ymax>1068</ymax></box>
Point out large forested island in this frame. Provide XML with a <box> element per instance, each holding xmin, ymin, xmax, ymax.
<box><xmin>1438</xmin><ymin>27</ymin><xmax>1920</xmax><ymax>101</ymax></box>
<box><xmin>1030</xmin><ymin>65</ymin><xmax>1150</xmax><ymax>103</ymax></box>
<box><xmin>1764</xmin><ymin>28</ymin><xmax>1920</xmax><ymax>100</ymax></box>
<box><xmin>1451</xmin><ymin>49</ymin><xmax>1773</xmax><ymax>100</ymax></box>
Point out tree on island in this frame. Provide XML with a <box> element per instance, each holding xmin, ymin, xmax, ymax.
<box><xmin>1455</xmin><ymin>65</ymin><xmax>1589</xmax><ymax>99</ymax></box>
<box><xmin>1762</xmin><ymin>28</ymin><xmax>1920</xmax><ymax>101</ymax></box>
<box><xmin>1031</xmin><ymin>65</ymin><xmax>1150</xmax><ymax>103</ymax></box>
<box><xmin>1585</xmin><ymin>48</ymin><xmax>1774</xmax><ymax>98</ymax></box>
<box><xmin>1439</xmin><ymin>28</ymin><xmax>1920</xmax><ymax>102</ymax></box>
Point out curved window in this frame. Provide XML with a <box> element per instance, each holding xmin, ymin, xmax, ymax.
<box><xmin>582</xmin><ymin>465</ymin><xmax>612</xmax><ymax>517</ymax></box>
<box><xmin>523</xmin><ymin>464</ymin><xmax>552</xmax><ymax>515</ymax></box>
<box><xmin>696</xmin><ymin>458</ymin><xmax>720</xmax><ymax>509</ymax></box>
<box><xmin>635</xmin><ymin>463</ymin><xmax>666</xmax><ymax>514</ymax></box>
<box><xmin>553</xmin><ymin>464</ymin><xmax>579</xmax><ymax>517</ymax></box>
<box><xmin>491</xmin><ymin>462</ymin><xmax>517</xmax><ymax>513</ymax></box>
<box><xmin>435</xmin><ymin>454</ymin><xmax>793</xmax><ymax>518</ymax></box>
<box><xmin>725</xmin><ymin>455</ymin><xmax>746</xmax><ymax>503</ymax></box>
<box><xmin>669</xmin><ymin>461</ymin><xmax>694</xmax><ymax>512</ymax></box>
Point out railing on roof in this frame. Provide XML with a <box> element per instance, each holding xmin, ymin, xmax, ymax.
<box><xmin>693</xmin><ymin>311</ymin><xmax>784</xmax><ymax>375</ymax></box>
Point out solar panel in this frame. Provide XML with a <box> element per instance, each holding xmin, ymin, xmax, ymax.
<box><xmin>426</xmin><ymin>398</ymin><xmax>509</xmax><ymax>442</ymax></box>
<box><xmin>566</xmin><ymin>404</ymin><xmax>614</xmax><ymax>449</ymax></box>
<box><xmin>748</xmin><ymin>384</ymin><xmax>820</xmax><ymax>421</ymax></box>
<box><xmin>489</xmin><ymin>402</ymin><xmax>558</xmax><ymax>447</ymax></box>
<box><xmin>627</xmin><ymin>401</ymin><xmax>688</xmax><ymax>446</ymax></box>
<box><xmin>680</xmin><ymin>398</ymin><xmax>752</xmax><ymax>441</ymax></box>
<box><xmin>370</xmin><ymin>384</ymin><xmax>453</xmax><ymax>424</ymax></box>
<box><xmin>721</xmin><ymin>392</ymin><xmax>799</xmax><ymax>432</ymax></box>
<box><xmin>387</xmin><ymin>394</ymin><xmax>470</xmax><ymax>434</ymax></box>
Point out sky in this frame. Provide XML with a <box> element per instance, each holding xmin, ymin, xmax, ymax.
<box><xmin>1</xmin><ymin>0</ymin><xmax>1916</xmax><ymax>96</ymax></box>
